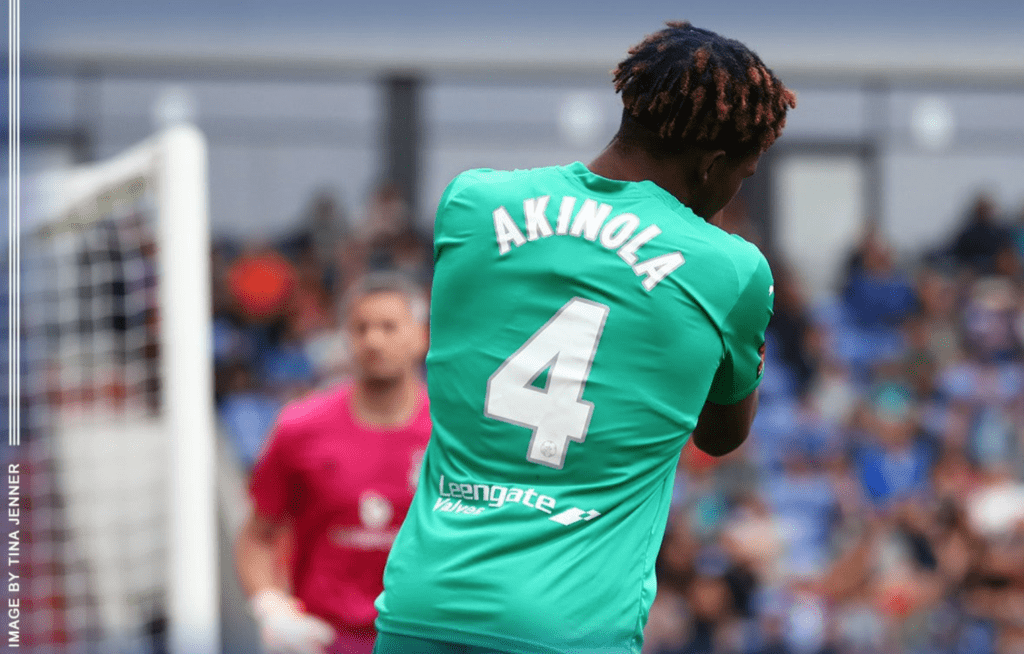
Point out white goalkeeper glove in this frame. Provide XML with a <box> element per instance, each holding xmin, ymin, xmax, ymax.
<box><xmin>251</xmin><ymin>589</ymin><xmax>336</xmax><ymax>654</ymax></box>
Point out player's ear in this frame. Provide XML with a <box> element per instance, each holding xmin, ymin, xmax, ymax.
<box><xmin>697</xmin><ymin>149</ymin><xmax>728</xmax><ymax>184</ymax></box>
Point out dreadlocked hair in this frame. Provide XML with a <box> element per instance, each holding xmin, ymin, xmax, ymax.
<box><xmin>613</xmin><ymin>21</ymin><xmax>797</xmax><ymax>157</ymax></box>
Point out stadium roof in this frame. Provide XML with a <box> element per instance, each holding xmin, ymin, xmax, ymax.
<box><xmin>21</xmin><ymin>0</ymin><xmax>1024</xmax><ymax>84</ymax></box>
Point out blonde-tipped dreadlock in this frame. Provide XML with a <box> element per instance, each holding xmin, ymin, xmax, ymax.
<box><xmin>613</xmin><ymin>21</ymin><xmax>797</xmax><ymax>156</ymax></box>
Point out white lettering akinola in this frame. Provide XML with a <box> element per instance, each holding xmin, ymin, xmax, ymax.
<box><xmin>492</xmin><ymin>195</ymin><xmax>685</xmax><ymax>291</ymax></box>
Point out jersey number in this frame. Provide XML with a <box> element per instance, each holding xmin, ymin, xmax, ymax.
<box><xmin>485</xmin><ymin>298</ymin><xmax>609</xmax><ymax>469</ymax></box>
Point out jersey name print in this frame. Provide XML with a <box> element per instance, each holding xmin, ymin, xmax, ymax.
<box><xmin>491</xmin><ymin>195</ymin><xmax>685</xmax><ymax>290</ymax></box>
<box><xmin>376</xmin><ymin>162</ymin><xmax>774</xmax><ymax>654</ymax></box>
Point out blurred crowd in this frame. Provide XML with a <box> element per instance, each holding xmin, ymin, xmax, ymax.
<box><xmin>212</xmin><ymin>183</ymin><xmax>1024</xmax><ymax>654</ymax></box>
<box><xmin>645</xmin><ymin>192</ymin><xmax>1024</xmax><ymax>654</ymax></box>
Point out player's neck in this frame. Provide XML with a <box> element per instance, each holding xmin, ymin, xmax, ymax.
<box><xmin>351</xmin><ymin>375</ymin><xmax>421</xmax><ymax>428</ymax></box>
<box><xmin>588</xmin><ymin>142</ymin><xmax>697</xmax><ymax>209</ymax></box>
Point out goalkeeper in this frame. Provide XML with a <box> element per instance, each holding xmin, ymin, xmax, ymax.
<box><xmin>236</xmin><ymin>273</ymin><xmax>432</xmax><ymax>654</ymax></box>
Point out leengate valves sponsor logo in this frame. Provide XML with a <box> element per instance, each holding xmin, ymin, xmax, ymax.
<box><xmin>433</xmin><ymin>474</ymin><xmax>600</xmax><ymax>526</ymax></box>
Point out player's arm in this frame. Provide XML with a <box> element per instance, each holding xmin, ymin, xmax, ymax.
<box><xmin>698</xmin><ymin>247</ymin><xmax>773</xmax><ymax>457</ymax></box>
<box><xmin>691</xmin><ymin>388</ymin><xmax>759</xmax><ymax>457</ymax></box>
<box><xmin>235</xmin><ymin>511</ymin><xmax>290</xmax><ymax>598</ymax></box>
<box><xmin>236</xmin><ymin>513</ymin><xmax>335</xmax><ymax>654</ymax></box>
<box><xmin>238</xmin><ymin>423</ymin><xmax>335</xmax><ymax>654</ymax></box>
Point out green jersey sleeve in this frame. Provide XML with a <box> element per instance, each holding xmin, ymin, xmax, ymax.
<box><xmin>706</xmin><ymin>245</ymin><xmax>774</xmax><ymax>405</ymax></box>
<box><xmin>433</xmin><ymin>169</ymin><xmax>492</xmax><ymax>261</ymax></box>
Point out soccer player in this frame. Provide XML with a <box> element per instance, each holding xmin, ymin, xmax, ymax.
<box><xmin>373</xmin><ymin>21</ymin><xmax>797</xmax><ymax>654</ymax></box>
<box><xmin>236</xmin><ymin>272</ymin><xmax>431</xmax><ymax>654</ymax></box>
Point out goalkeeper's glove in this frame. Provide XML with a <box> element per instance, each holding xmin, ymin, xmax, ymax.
<box><xmin>251</xmin><ymin>589</ymin><xmax>336</xmax><ymax>654</ymax></box>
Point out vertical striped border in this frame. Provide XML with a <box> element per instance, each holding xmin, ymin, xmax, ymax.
<box><xmin>8</xmin><ymin>0</ymin><xmax>18</xmax><ymax>446</ymax></box>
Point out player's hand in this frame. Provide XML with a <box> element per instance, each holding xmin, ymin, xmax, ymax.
<box><xmin>251</xmin><ymin>589</ymin><xmax>336</xmax><ymax>654</ymax></box>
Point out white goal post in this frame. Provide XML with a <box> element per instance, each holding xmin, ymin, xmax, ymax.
<box><xmin>22</xmin><ymin>124</ymin><xmax>218</xmax><ymax>654</ymax></box>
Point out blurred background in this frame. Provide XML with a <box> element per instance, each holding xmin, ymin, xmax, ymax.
<box><xmin>6</xmin><ymin>1</ymin><xmax>1024</xmax><ymax>653</ymax></box>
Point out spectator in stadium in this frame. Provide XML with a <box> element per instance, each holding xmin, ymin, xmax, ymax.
<box><xmin>289</xmin><ymin>241</ymin><xmax>337</xmax><ymax>339</ymax></box>
<box><xmin>765</xmin><ymin>261</ymin><xmax>816</xmax><ymax>396</ymax></box>
<box><xmin>851</xmin><ymin>382</ymin><xmax>935</xmax><ymax>509</ymax></box>
<box><xmin>360</xmin><ymin>181</ymin><xmax>408</xmax><ymax>246</ymax></box>
<box><xmin>260</xmin><ymin>318</ymin><xmax>319</xmax><ymax>403</ymax></box>
<box><xmin>635</xmin><ymin>191</ymin><xmax>1024</xmax><ymax>654</ymax></box>
<box><xmin>227</xmin><ymin>242</ymin><xmax>299</xmax><ymax>327</ymax></box>
<box><xmin>946</xmin><ymin>191</ymin><xmax>1013</xmax><ymax>274</ymax></box>
<box><xmin>280</xmin><ymin>190</ymin><xmax>350</xmax><ymax>282</ymax></box>
<box><xmin>348</xmin><ymin>182</ymin><xmax>435</xmax><ymax>287</ymax></box>
<box><xmin>841</xmin><ymin>223</ymin><xmax>918</xmax><ymax>331</ymax></box>
<box><xmin>912</xmin><ymin>263</ymin><xmax>963</xmax><ymax>369</ymax></box>
<box><xmin>235</xmin><ymin>272</ymin><xmax>431</xmax><ymax>654</ymax></box>
<box><xmin>219</xmin><ymin>360</ymin><xmax>284</xmax><ymax>469</ymax></box>
<box><xmin>374</xmin><ymin>20</ymin><xmax>796</xmax><ymax>654</ymax></box>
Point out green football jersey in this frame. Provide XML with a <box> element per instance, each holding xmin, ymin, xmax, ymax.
<box><xmin>375</xmin><ymin>162</ymin><xmax>774</xmax><ymax>654</ymax></box>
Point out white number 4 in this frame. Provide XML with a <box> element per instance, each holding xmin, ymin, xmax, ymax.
<box><xmin>485</xmin><ymin>297</ymin><xmax>609</xmax><ymax>469</ymax></box>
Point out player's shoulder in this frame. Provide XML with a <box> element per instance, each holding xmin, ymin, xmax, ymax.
<box><xmin>451</xmin><ymin>164</ymin><xmax>566</xmax><ymax>185</ymax></box>
<box><xmin>723</xmin><ymin>233</ymin><xmax>770</xmax><ymax>282</ymax></box>
<box><xmin>441</xmin><ymin>165</ymin><xmax>570</xmax><ymax>204</ymax></box>
<box><xmin>274</xmin><ymin>383</ymin><xmax>352</xmax><ymax>435</ymax></box>
<box><xmin>696</xmin><ymin>222</ymin><xmax>770</xmax><ymax>282</ymax></box>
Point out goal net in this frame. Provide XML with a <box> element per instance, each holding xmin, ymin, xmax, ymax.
<box><xmin>17</xmin><ymin>125</ymin><xmax>218</xmax><ymax>654</ymax></box>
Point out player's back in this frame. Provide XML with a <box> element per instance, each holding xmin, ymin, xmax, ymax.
<box><xmin>376</xmin><ymin>163</ymin><xmax>772</xmax><ymax>654</ymax></box>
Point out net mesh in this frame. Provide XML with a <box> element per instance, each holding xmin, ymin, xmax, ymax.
<box><xmin>16</xmin><ymin>161</ymin><xmax>170</xmax><ymax>653</ymax></box>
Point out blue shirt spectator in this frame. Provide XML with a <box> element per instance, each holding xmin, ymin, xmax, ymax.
<box><xmin>219</xmin><ymin>390</ymin><xmax>282</xmax><ymax>469</ymax></box>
